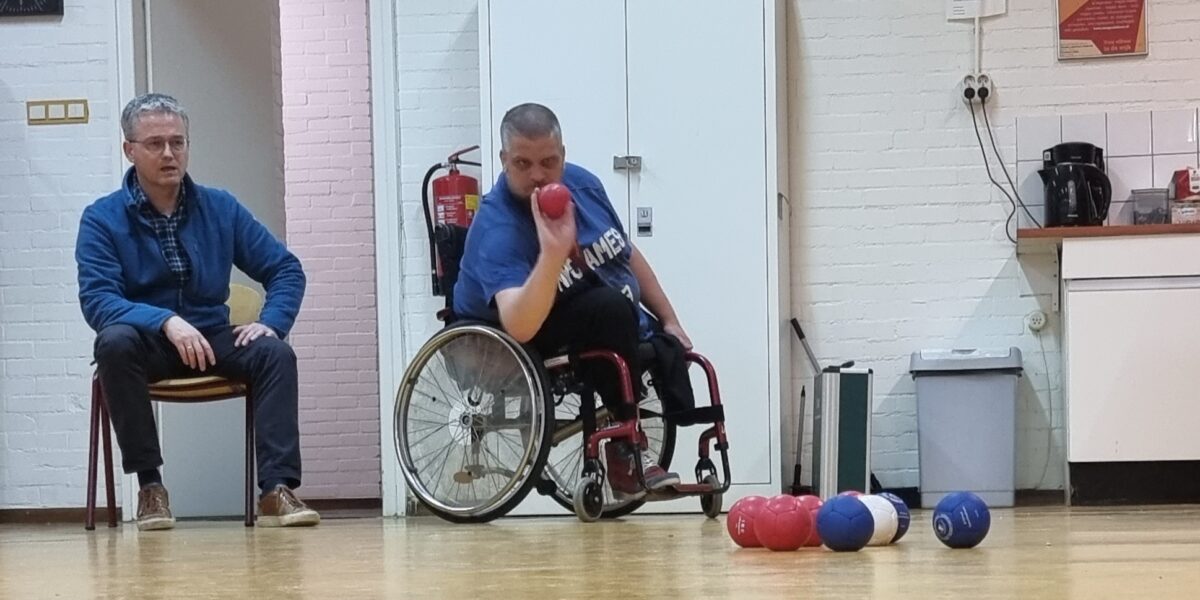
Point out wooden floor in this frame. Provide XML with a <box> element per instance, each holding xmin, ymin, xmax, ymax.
<box><xmin>2</xmin><ymin>505</ymin><xmax>1199</xmax><ymax>598</ymax></box>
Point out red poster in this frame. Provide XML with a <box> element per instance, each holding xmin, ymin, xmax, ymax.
<box><xmin>1058</xmin><ymin>0</ymin><xmax>1148</xmax><ymax>59</ymax></box>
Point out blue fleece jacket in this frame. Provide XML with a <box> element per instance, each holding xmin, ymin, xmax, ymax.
<box><xmin>75</xmin><ymin>168</ymin><xmax>306</xmax><ymax>337</ymax></box>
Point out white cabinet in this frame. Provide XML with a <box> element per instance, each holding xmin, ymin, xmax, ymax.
<box><xmin>479</xmin><ymin>0</ymin><xmax>788</xmax><ymax>514</ymax></box>
<box><xmin>1063</xmin><ymin>235</ymin><xmax>1200</xmax><ymax>464</ymax></box>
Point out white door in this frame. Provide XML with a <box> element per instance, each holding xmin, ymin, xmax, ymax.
<box><xmin>626</xmin><ymin>1</ymin><xmax>775</xmax><ymax>508</ymax></box>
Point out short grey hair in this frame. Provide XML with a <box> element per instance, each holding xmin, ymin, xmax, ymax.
<box><xmin>500</xmin><ymin>103</ymin><xmax>562</xmax><ymax>151</ymax></box>
<box><xmin>121</xmin><ymin>92</ymin><xmax>189</xmax><ymax>139</ymax></box>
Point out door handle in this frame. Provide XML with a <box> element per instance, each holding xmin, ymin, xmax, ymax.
<box><xmin>613</xmin><ymin>155</ymin><xmax>642</xmax><ymax>172</ymax></box>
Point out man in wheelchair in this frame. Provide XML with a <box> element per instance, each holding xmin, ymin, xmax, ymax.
<box><xmin>452</xmin><ymin>103</ymin><xmax>694</xmax><ymax>500</ymax></box>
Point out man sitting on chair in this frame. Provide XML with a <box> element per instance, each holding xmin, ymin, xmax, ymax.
<box><xmin>453</xmin><ymin>102</ymin><xmax>694</xmax><ymax>499</ymax></box>
<box><xmin>75</xmin><ymin>93</ymin><xmax>317</xmax><ymax>530</ymax></box>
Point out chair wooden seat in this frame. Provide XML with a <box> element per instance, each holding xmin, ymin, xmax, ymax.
<box><xmin>148</xmin><ymin>376</ymin><xmax>247</xmax><ymax>400</ymax></box>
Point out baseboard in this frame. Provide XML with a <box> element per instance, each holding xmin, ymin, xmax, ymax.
<box><xmin>1015</xmin><ymin>489</ymin><xmax>1065</xmax><ymax>506</ymax></box>
<box><xmin>304</xmin><ymin>497</ymin><xmax>381</xmax><ymax>511</ymax></box>
<box><xmin>0</xmin><ymin>498</ymin><xmax>381</xmax><ymax>525</ymax></box>
<box><xmin>1069</xmin><ymin>461</ymin><xmax>1200</xmax><ymax>506</ymax></box>
<box><xmin>0</xmin><ymin>507</ymin><xmax>123</xmax><ymax>524</ymax></box>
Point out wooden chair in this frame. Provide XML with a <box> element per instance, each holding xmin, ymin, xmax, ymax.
<box><xmin>85</xmin><ymin>283</ymin><xmax>264</xmax><ymax>530</ymax></box>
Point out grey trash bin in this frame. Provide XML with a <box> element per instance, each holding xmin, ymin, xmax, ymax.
<box><xmin>909</xmin><ymin>347</ymin><xmax>1023</xmax><ymax>508</ymax></box>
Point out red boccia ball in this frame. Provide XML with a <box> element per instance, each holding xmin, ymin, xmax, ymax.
<box><xmin>726</xmin><ymin>495</ymin><xmax>770</xmax><ymax>548</ymax></box>
<box><xmin>796</xmin><ymin>495</ymin><xmax>825</xmax><ymax>547</ymax></box>
<box><xmin>754</xmin><ymin>495</ymin><xmax>815</xmax><ymax>552</ymax></box>
<box><xmin>537</xmin><ymin>183</ymin><xmax>571</xmax><ymax>219</ymax></box>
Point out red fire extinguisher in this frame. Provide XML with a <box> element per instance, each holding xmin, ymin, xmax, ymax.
<box><xmin>422</xmin><ymin>146</ymin><xmax>480</xmax><ymax>297</ymax></box>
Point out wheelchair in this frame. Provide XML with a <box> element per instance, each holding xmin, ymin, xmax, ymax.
<box><xmin>394</xmin><ymin>182</ymin><xmax>731</xmax><ymax>524</ymax></box>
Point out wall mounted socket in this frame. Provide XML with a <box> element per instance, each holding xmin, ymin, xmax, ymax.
<box><xmin>960</xmin><ymin>74</ymin><xmax>996</xmax><ymax>105</ymax></box>
<box><xmin>976</xmin><ymin>74</ymin><xmax>995</xmax><ymax>102</ymax></box>
<box><xmin>1026</xmin><ymin>310</ymin><xmax>1047</xmax><ymax>333</ymax></box>
<box><xmin>960</xmin><ymin>74</ymin><xmax>978</xmax><ymax>104</ymax></box>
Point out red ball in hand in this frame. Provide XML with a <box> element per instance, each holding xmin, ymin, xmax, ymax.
<box><xmin>537</xmin><ymin>183</ymin><xmax>571</xmax><ymax>219</ymax></box>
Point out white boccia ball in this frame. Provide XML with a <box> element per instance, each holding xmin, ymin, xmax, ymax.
<box><xmin>859</xmin><ymin>495</ymin><xmax>900</xmax><ymax>546</ymax></box>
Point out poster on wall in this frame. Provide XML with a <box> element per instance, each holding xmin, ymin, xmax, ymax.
<box><xmin>1057</xmin><ymin>0</ymin><xmax>1148</xmax><ymax>60</ymax></box>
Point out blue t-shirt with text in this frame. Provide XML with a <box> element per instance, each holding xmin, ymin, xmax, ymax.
<box><xmin>452</xmin><ymin>163</ymin><xmax>651</xmax><ymax>338</ymax></box>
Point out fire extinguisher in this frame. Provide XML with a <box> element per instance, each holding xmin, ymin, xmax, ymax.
<box><xmin>422</xmin><ymin>145</ymin><xmax>480</xmax><ymax>296</ymax></box>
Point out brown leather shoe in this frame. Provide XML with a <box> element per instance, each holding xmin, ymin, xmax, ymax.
<box><xmin>257</xmin><ymin>485</ymin><xmax>320</xmax><ymax>527</ymax></box>
<box><xmin>136</xmin><ymin>483</ymin><xmax>175</xmax><ymax>531</ymax></box>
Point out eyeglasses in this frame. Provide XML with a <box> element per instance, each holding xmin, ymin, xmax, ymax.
<box><xmin>128</xmin><ymin>137</ymin><xmax>189</xmax><ymax>154</ymax></box>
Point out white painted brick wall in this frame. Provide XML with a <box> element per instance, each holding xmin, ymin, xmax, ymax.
<box><xmin>0</xmin><ymin>2</ymin><xmax>121</xmax><ymax>508</ymax></box>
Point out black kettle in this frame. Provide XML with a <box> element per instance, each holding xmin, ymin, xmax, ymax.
<box><xmin>1039</xmin><ymin>143</ymin><xmax>1112</xmax><ymax>227</ymax></box>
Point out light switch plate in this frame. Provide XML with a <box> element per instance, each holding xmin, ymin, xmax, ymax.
<box><xmin>636</xmin><ymin>206</ymin><xmax>652</xmax><ymax>237</ymax></box>
<box><xmin>27</xmin><ymin>99</ymin><xmax>89</xmax><ymax>125</ymax></box>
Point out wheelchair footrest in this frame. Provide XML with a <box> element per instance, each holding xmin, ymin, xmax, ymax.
<box><xmin>666</xmin><ymin>405</ymin><xmax>725</xmax><ymax>427</ymax></box>
<box><xmin>644</xmin><ymin>482</ymin><xmax>718</xmax><ymax>502</ymax></box>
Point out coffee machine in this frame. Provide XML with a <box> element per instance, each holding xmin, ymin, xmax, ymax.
<box><xmin>1038</xmin><ymin>142</ymin><xmax>1112</xmax><ymax>227</ymax></box>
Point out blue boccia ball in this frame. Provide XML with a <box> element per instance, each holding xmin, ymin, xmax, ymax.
<box><xmin>878</xmin><ymin>492</ymin><xmax>911</xmax><ymax>543</ymax></box>
<box><xmin>816</xmin><ymin>495</ymin><xmax>875</xmax><ymax>552</ymax></box>
<box><xmin>932</xmin><ymin>492</ymin><xmax>991</xmax><ymax>549</ymax></box>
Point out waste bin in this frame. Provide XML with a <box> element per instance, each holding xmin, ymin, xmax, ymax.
<box><xmin>909</xmin><ymin>347</ymin><xmax>1023</xmax><ymax>508</ymax></box>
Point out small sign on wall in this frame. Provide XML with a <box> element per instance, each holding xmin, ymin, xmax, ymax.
<box><xmin>1057</xmin><ymin>0</ymin><xmax>1148</xmax><ymax>60</ymax></box>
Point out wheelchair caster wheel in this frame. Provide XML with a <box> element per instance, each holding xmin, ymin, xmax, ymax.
<box><xmin>700</xmin><ymin>474</ymin><xmax>722</xmax><ymax>519</ymax></box>
<box><xmin>573</xmin><ymin>477</ymin><xmax>604</xmax><ymax>522</ymax></box>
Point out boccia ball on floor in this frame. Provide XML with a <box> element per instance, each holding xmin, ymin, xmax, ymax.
<box><xmin>933</xmin><ymin>491</ymin><xmax>991</xmax><ymax>549</ymax></box>
<box><xmin>859</xmin><ymin>495</ymin><xmax>899</xmax><ymax>547</ymax></box>
<box><xmin>878</xmin><ymin>492</ymin><xmax>911</xmax><ymax>543</ymax></box>
<box><xmin>754</xmin><ymin>495</ymin><xmax>814</xmax><ymax>552</ymax></box>
<box><xmin>816</xmin><ymin>495</ymin><xmax>874</xmax><ymax>552</ymax></box>
<box><xmin>726</xmin><ymin>495</ymin><xmax>769</xmax><ymax>548</ymax></box>
<box><xmin>796</xmin><ymin>495</ymin><xmax>824</xmax><ymax>547</ymax></box>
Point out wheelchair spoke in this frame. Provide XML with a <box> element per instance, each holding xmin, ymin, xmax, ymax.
<box><xmin>417</xmin><ymin>360</ymin><xmax>468</xmax><ymax>412</ymax></box>
<box><xmin>411</xmin><ymin>434</ymin><xmax>457</xmax><ymax>472</ymax></box>
<box><xmin>549</xmin><ymin>441</ymin><xmax>583</xmax><ymax>486</ymax></box>
<box><xmin>407</xmin><ymin>422</ymin><xmax>452</xmax><ymax>450</ymax></box>
<box><xmin>452</xmin><ymin>450</ymin><xmax>470</xmax><ymax>505</ymax></box>
<box><xmin>476</xmin><ymin>444</ymin><xmax>501</xmax><ymax>499</ymax></box>
<box><xmin>405</xmin><ymin>416</ymin><xmax>449</xmax><ymax>429</ymax></box>
<box><xmin>491</xmin><ymin>428</ymin><xmax>529</xmax><ymax>459</ymax></box>
<box><xmin>407</xmin><ymin>390</ymin><xmax>455</xmax><ymax>418</ymax></box>
<box><xmin>470</xmin><ymin>337</ymin><xmax>494</xmax><ymax>393</ymax></box>
<box><xmin>428</xmin><ymin>441</ymin><xmax>462</xmax><ymax>501</ymax></box>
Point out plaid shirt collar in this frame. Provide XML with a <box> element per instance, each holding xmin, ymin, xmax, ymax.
<box><xmin>131</xmin><ymin>176</ymin><xmax>188</xmax><ymax>221</ymax></box>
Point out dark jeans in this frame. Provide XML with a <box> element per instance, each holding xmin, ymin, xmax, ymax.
<box><xmin>530</xmin><ymin>286</ymin><xmax>642</xmax><ymax>421</ymax></box>
<box><xmin>94</xmin><ymin>324</ymin><xmax>301</xmax><ymax>491</ymax></box>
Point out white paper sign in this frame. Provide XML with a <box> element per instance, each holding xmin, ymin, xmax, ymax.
<box><xmin>947</xmin><ymin>0</ymin><xmax>1007</xmax><ymax>20</ymax></box>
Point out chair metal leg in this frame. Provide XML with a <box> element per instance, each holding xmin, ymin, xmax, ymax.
<box><xmin>85</xmin><ymin>378</ymin><xmax>101</xmax><ymax>531</ymax></box>
<box><xmin>245</xmin><ymin>388</ymin><xmax>255</xmax><ymax>527</ymax></box>
<box><xmin>100</xmin><ymin>402</ymin><xmax>117</xmax><ymax>528</ymax></box>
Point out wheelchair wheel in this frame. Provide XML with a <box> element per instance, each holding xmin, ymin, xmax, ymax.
<box><xmin>542</xmin><ymin>371</ymin><xmax>676</xmax><ymax>519</ymax></box>
<box><xmin>394</xmin><ymin>325</ymin><xmax>554</xmax><ymax>523</ymax></box>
